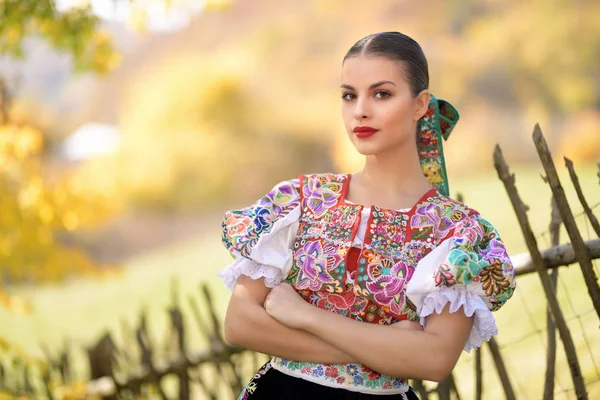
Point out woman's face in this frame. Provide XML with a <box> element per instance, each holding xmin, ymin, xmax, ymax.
<box><xmin>341</xmin><ymin>55</ymin><xmax>429</xmax><ymax>156</ymax></box>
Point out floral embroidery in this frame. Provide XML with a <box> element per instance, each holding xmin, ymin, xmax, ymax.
<box><xmin>432</xmin><ymin>215</ymin><xmax>516</xmax><ymax>306</ymax></box>
<box><xmin>238</xmin><ymin>361</ymin><xmax>273</xmax><ymax>400</ymax></box>
<box><xmin>301</xmin><ymin>174</ymin><xmax>345</xmax><ymax>218</ymax></box>
<box><xmin>222</xmin><ymin>179</ymin><xmax>300</xmax><ymax>258</ymax></box>
<box><xmin>365</xmin><ymin>260</ymin><xmax>415</xmax><ymax>317</ymax></box>
<box><xmin>367</xmin><ymin>207</ymin><xmax>408</xmax><ymax>258</ymax></box>
<box><xmin>270</xmin><ymin>358</ymin><xmax>408</xmax><ymax>391</ymax></box>
<box><xmin>410</xmin><ymin>201</ymin><xmax>467</xmax><ymax>242</ymax></box>
<box><xmin>322</xmin><ymin>205</ymin><xmax>359</xmax><ymax>243</ymax></box>
<box><xmin>223</xmin><ymin>173</ymin><xmax>516</xmax><ymax>394</ymax></box>
<box><xmin>480</xmin><ymin>261</ymin><xmax>512</xmax><ymax>296</ymax></box>
<box><xmin>292</xmin><ymin>241</ymin><xmax>343</xmax><ymax>292</ymax></box>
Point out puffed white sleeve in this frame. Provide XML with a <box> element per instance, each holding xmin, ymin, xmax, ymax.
<box><xmin>218</xmin><ymin>179</ymin><xmax>301</xmax><ymax>292</ymax></box>
<box><xmin>406</xmin><ymin>214</ymin><xmax>516</xmax><ymax>352</ymax></box>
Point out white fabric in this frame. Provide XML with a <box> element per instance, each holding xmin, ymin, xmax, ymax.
<box><xmin>218</xmin><ymin>257</ymin><xmax>286</xmax><ymax>292</ymax></box>
<box><xmin>218</xmin><ymin>201</ymin><xmax>497</xmax><ymax>351</ymax></box>
<box><xmin>406</xmin><ymin>237</ymin><xmax>497</xmax><ymax>352</ymax></box>
<box><xmin>218</xmin><ymin>204</ymin><xmax>300</xmax><ymax>291</ymax></box>
<box><xmin>417</xmin><ymin>287</ymin><xmax>497</xmax><ymax>352</ymax></box>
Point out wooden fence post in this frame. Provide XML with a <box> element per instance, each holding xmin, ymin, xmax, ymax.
<box><xmin>544</xmin><ymin>198</ymin><xmax>561</xmax><ymax>400</ymax></box>
<box><xmin>170</xmin><ymin>280</ymin><xmax>190</xmax><ymax>400</ymax></box>
<box><xmin>475</xmin><ymin>348</ymin><xmax>483</xmax><ymax>400</ymax></box>
<box><xmin>487</xmin><ymin>337</ymin><xmax>516</xmax><ymax>400</ymax></box>
<box><xmin>533</xmin><ymin>125</ymin><xmax>600</xmax><ymax>320</ymax></box>
<box><xmin>565</xmin><ymin>158</ymin><xmax>600</xmax><ymax>237</ymax></box>
<box><xmin>494</xmin><ymin>142</ymin><xmax>588</xmax><ymax>400</ymax></box>
<box><xmin>87</xmin><ymin>333</ymin><xmax>117</xmax><ymax>400</ymax></box>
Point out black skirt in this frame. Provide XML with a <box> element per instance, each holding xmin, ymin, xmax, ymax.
<box><xmin>238</xmin><ymin>362</ymin><xmax>419</xmax><ymax>400</ymax></box>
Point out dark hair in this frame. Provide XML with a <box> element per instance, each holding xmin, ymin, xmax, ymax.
<box><xmin>343</xmin><ymin>32</ymin><xmax>429</xmax><ymax>97</ymax></box>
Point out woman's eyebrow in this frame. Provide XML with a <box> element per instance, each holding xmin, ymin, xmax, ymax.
<box><xmin>340</xmin><ymin>80</ymin><xmax>396</xmax><ymax>90</ymax></box>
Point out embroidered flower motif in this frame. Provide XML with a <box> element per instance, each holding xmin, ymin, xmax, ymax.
<box><xmin>434</xmin><ymin>263</ymin><xmax>457</xmax><ymax>287</ymax></box>
<box><xmin>302</xmin><ymin>175</ymin><xmax>343</xmax><ymax>218</ymax></box>
<box><xmin>479</xmin><ymin>237</ymin><xmax>509</xmax><ymax>264</ymax></box>
<box><xmin>325</xmin><ymin>366</ymin><xmax>339</xmax><ymax>379</ymax></box>
<box><xmin>251</xmin><ymin>207</ymin><xmax>271</xmax><ymax>233</ymax></box>
<box><xmin>326</xmin><ymin>291</ymin><xmax>356</xmax><ymax>313</ymax></box>
<box><xmin>480</xmin><ymin>260</ymin><xmax>512</xmax><ymax>296</ymax></box>
<box><xmin>411</xmin><ymin>202</ymin><xmax>456</xmax><ymax>240</ymax></box>
<box><xmin>346</xmin><ymin>365</ymin><xmax>361</xmax><ymax>378</ymax></box>
<box><xmin>361</xmin><ymin>364</ymin><xmax>382</xmax><ymax>381</ymax></box>
<box><xmin>260</xmin><ymin>180</ymin><xmax>299</xmax><ymax>210</ymax></box>
<box><xmin>453</xmin><ymin>217</ymin><xmax>484</xmax><ymax>246</ymax></box>
<box><xmin>295</xmin><ymin>241</ymin><xmax>341</xmax><ymax>291</ymax></box>
<box><xmin>446</xmin><ymin>247</ymin><xmax>488</xmax><ymax>285</ymax></box>
<box><xmin>270</xmin><ymin>359</ymin><xmax>408</xmax><ymax>392</ymax></box>
<box><xmin>365</xmin><ymin>260</ymin><xmax>414</xmax><ymax>316</ymax></box>
<box><xmin>225</xmin><ymin>213</ymin><xmax>252</xmax><ymax>237</ymax></box>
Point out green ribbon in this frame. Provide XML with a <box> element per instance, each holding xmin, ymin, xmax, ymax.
<box><xmin>417</xmin><ymin>94</ymin><xmax>460</xmax><ymax>197</ymax></box>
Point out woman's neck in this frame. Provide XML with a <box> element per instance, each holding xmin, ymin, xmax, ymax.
<box><xmin>350</xmin><ymin>143</ymin><xmax>432</xmax><ymax>207</ymax></box>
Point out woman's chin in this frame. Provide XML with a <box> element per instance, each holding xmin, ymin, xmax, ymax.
<box><xmin>352</xmin><ymin>142</ymin><xmax>385</xmax><ymax>156</ymax></box>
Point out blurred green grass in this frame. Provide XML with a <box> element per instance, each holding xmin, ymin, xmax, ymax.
<box><xmin>1</xmin><ymin>162</ymin><xmax>599</xmax><ymax>399</ymax></box>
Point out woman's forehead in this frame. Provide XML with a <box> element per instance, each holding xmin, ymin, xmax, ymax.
<box><xmin>341</xmin><ymin>56</ymin><xmax>407</xmax><ymax>85</ymax></box>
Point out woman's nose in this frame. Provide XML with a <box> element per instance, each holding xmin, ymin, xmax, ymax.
<box><xmin>353</xmin><ymin>97</ymin><xmax>370</xmax><ymax>120</ymax></box>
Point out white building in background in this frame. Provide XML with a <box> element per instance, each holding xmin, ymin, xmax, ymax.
<box><xmin>60</xmin><ymin>122</ymin><xmax>120</xmax><ymax>162</ymax></box>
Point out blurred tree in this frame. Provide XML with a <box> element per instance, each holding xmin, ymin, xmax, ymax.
<box><xmin>0</xmin><ymin>0</ymin><xmax>120</xmax><ymax>73</ymax></box>
<box><xmin>458</xmin><ymin>0</ymin><xmax>600</xmax><ymax>141</ymax></box>
<box><xmin>0</xmin><ymin>0</ymin><xmax>130</xmax><ymax>314</ymax></box>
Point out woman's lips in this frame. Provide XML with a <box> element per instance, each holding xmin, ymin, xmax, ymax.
<box><xmin>353</xmin><ymin>126</ymin><xmax>379</xmax><ymax>139</ymax></box>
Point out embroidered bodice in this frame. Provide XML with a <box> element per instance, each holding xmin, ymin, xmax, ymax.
<box><xmin>219</xmin><ymin>173</ymin><xmax>516</xmax><ymax>394</ymax></box>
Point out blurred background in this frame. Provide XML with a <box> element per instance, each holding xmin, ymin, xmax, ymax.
<box><xmin>1</xmin><ymin>0</ymin><xmax>599</xmax><ymax>399</ymax></box>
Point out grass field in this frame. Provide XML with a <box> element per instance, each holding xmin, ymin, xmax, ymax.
<box><xmin>2</xmin><ymin>163</ymin><xmax>599</xmax><ymax>399</ymax></box>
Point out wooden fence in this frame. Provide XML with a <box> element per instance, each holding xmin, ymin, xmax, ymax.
<box><xmin>1</xmin><ymin>124</ymin><xmax>599</xmax><ymax>399</ymax></box>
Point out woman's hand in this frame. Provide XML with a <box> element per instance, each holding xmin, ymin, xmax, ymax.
<box><xmin>264</xmin><ymin>283</ymin><xmax>314</xmax><ymax>329</ymax></box>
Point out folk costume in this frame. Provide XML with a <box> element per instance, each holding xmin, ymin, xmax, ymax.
<box><xmin>219</xmin><ymin>96</ymin><xmax>516</xmax><ymax>399</ymax></box>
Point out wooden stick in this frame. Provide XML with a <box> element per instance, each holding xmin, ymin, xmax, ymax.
<box><xmin>494</xmin><ymin>142</ymin><xmax>588</xmax><ymax>399</ymax></box>
<box><xmin>486</xmin><ymin>336</ymin><xmax>516</xmax><ymax>400</ymax></box>
<box><xmin>475</xmin><ymin>347</ymin><xmax>483</xmax><ymax>400</ymax></box>
<box><xmin>437</xmin><ymin>377</ymin><xmax>451</xmax><ymax>400</ymax></box>
<box><xmin>411</xmin><ymin>379</ymin><xmax>430</xmax><ymax>400</ymax></box>
<box><xmin>544</xmin><ymin>198</ymin><xmax>561</xmax><ymax>400</ymax></box>
<box><xmin>449</xmin><ymin>372</ymin><xmax>462</xmax><ymax>400</ymax></box>
<box><xmin>533</xmin><ymin>125</ymin><xmax>600</xmax><ymax>320</ymax></box>
<box><xmin>513</xmin><ymin>238</ymin><xmax>600</xmax><ymax>276</ymax></box>
<box><xmin>565</xmin><ymin>157</ymin><xmax>600</xmax><ymax>237</ymax></box>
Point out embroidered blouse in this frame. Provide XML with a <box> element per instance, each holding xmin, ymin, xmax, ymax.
<box><xmin>219</xmin><ymin>173</ymin><xmax>516</xmax><ymax>394</ymax></box>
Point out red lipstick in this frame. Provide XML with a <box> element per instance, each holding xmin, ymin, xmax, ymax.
<box><xmin>353</xmin><ymin>126</ymin><xmax>379</xmax><ymax>139</ymax></box>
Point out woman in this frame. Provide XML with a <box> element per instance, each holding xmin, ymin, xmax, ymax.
<box><xmin>218</xmin><ymin>32</ymin><xmax>516</xmax><ymax>399</ymax></box>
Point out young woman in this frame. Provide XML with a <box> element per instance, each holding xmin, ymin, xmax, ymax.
<box><xmin>218</xmin><ymin>32</ymin><xmax>516</xmax><ymax>399</ymax></box>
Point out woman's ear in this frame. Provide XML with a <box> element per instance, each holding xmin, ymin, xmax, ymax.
<box><xmin>414</xmin><ymin>90</ymin><xmax>431</xmax><ymax>121</ymax></box>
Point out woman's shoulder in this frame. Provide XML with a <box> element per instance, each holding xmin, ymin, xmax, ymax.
<box><xmin>423</xmin><ymin>192</ymin><xmax>503</xmax><ymax>235</ymax></box>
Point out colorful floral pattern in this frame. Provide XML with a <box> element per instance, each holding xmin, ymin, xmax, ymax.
<box><xmin>417</xmin><ymin>95</ymin><xmax>460</xmax><ymax>197</ymax></box>
<box><xmin>301</xmin><ymin>173</ymin><xmax>345</xmax><ymax>218</ymax></box>
<box><xmin>292</xmin><ymin>241</ymin><xmax>343</xmax><ymax>292</ymax></box>
<box><xmin>223</xmin><ymin>173</ymin><xmax>516</xmax><ymax>394</ymax></box>
<box><xmin>367</xmin><ymin>206</ymin><xmax>408</xmax><ymax>259</ymax></box>
<box><xmin>270</xmin><ymin>358</ymin><xmax>408</xmax><ymax>392</ymax></box>
<box><xmin>222</xmin><ymin>179</ymin><xmax>300</xmax><ymax>258</ymax></box>
<box><xmin>433</xmin><ymin>215</ymin><xmax>516</xmax><ymax>311</ymax></box>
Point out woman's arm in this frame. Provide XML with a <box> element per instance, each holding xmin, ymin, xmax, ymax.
<box><xmin>265</xmin><ymin>283</ymin><xmax>473</xmax><ymax>381</ymax></box>
<box><xmin>224</xmin><ymin>275</ymin><xmax>357</xmax><ymax>364</ymax></box>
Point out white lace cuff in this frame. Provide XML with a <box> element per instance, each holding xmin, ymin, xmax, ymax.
<box><xmin>418</xmin><ymin>287</ymin><xmax>497</xmax><ymax>352</ymax></box>
<box><xmin>218</xmin><ymin>257</ymin><xmax>285</xmax><ymax>292</ymax></box>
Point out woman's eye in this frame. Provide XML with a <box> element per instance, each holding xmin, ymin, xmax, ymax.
<box><xmin>374</xmin><ymin>91</ymin><xmax>390</xmax><ymax>99</ymax></box>
<box><xmin>342</xmin><ymin>93</ymin><xmax>356</xmax><ymax>101</ymax></box>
